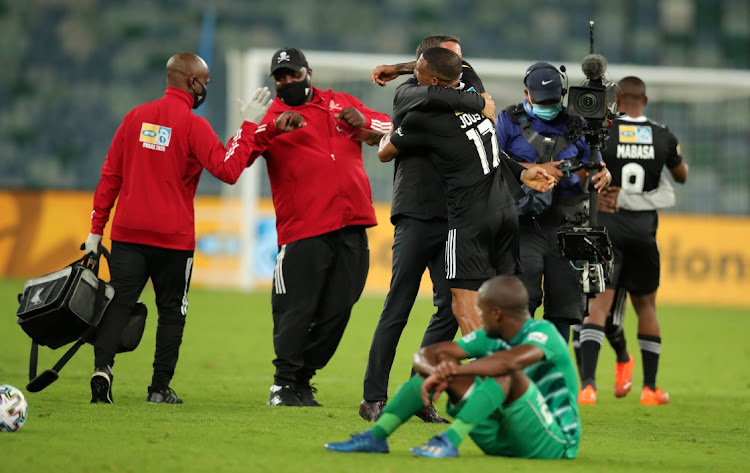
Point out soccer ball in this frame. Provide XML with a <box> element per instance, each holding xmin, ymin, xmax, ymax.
<box><xmin>0</xmin><ymin>384</ymin><xmax>28</xmax><ymax>433</ymax></box>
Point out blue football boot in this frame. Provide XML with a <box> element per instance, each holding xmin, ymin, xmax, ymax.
<box><xmin>325</xmin><ymin>430</ymin><xmax>389</xmax><ymax>453</ymax></box>
<box><xmin>409</xmin><ymin>433</ymin><xmax>459</xmax><ymax>458</ymax></box>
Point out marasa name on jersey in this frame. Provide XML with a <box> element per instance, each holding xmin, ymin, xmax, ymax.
<box><xmin>456</xmin><ymin>112</ymin><xmax>484</xmax><ymax>129</ymax></box>
<box><xmin>616</xmin><ymin>144</ymin><xmax>654</xmax><ymax>160</ymax></box>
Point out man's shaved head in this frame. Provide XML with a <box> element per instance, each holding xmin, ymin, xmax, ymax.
<box><xmin>615</xmin><ymin>76</ymin><xmax>648</xmax><ymax>116</ymax></box>
<box><xmin>478</xmin><ymin>276</ymin><xmax>530</xmax><ymax>319</ymax></box>
<box><xmin>617</xmin><ymin>76</ymin><xmax>646</xmax><ymax>99</ymax></box>
<box><xmin>166</xmin><ymin>52</ymin><xmax>209</xmax><ymax>90</ymax></box>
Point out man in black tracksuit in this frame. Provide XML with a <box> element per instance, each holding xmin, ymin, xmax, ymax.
<box><xmin>361</xmin><ymin>35</ymin><xmax>491</xmax><ymax>422</ymax></box>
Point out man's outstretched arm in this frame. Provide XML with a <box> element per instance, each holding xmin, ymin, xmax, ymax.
<box><xmin>371</xmin><ymin>61</ymin><xmax>417</xmax><ymax>86</ymax></box>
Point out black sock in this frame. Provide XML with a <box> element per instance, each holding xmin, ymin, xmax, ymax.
<box><xmin>638</xmin><ymin>334</ymin><xmax>661</xmax><ymax>390</ymax></box>
<box><xmin>579</xmin><ymin>323</ymin><xmax>605</xmax><ymax>389</ymax></box>
<box><xmin>605</xmin><ymin>323</ymin><xmax>629</xmax><ymax>363</ymax></box>
<box><xmin>571</xmin><ymin>324</ymin><xmax>582</xmax><ymax>373</ymax></box>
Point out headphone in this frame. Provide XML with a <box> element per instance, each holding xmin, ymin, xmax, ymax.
<box><xmin>559</xmin><ymin>65</ymin><xmax>568</xmax><ymax>97</ymax></box>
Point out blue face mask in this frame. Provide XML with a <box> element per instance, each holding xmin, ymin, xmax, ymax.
<box><xmin>532</xmin><ymin>102</ymin><xmax>562</xmax><ymax>121</ymax></box>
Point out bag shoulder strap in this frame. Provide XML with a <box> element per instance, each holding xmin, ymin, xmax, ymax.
<box><xmin>28</xmin><ymin>341</ymin><xmax>38</xmax><ymax>380</ymax></box>
<box><xmin>27</xmin><ymin>258</ymin><xmax>109</xmax><ymax>388</ymax></box>
<box><xmin>505</xmin><ymin>103</ymin><xmax>527</xmax><ymax>125</ymax></box>
<box><xmin>506</xmin><ymin>103</ymin><xmax>579</xmax><ymax>164</ymax></box>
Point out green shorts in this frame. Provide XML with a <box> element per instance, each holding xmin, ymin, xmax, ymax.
<box><xmin>446</xmin><ymin>378</ymin><xmax>573</xmax><ymax>459</ymax></box>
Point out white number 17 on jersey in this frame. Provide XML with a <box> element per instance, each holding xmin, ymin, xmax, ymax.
<box><xmin>465</xmin><ymin>120</ymin><xmax>500</xmax><ymax>175</ymax></box>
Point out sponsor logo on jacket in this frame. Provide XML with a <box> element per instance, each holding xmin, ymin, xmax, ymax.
<box><xmin>140</xmin><ymin>122</ymin><xmax>172</xmax><ymax>151</ymax></box>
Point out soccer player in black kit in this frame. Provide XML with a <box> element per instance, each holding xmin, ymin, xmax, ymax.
<box><xmin>577</xmin><ymin>76</ymin><xmax>689</xmax><ymax>406</ymax></box>
<box><xmin>378</xmin><ymin>47</ymin><xmax>555</xmax><ymax>339</ymax></box>
<box><xmin>361</xmin><ymin>35</ymin><xmax>494</xmax><ymax>423</ymax></box>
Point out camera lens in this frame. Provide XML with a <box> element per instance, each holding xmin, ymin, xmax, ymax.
<box><xmin>577</xmin><ymin>93</ymin><xmax>599</xmax><ymax>114</ymax></box>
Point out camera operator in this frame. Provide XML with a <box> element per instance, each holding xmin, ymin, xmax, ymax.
<box><xmin>495</xmin><ymin>62</ymin><xmax>611</xmax><ymax>343</ymax></box>
<box><xmin>577</xmin><ymin>76</ymin><xmax>688</xmax><ymax>406</ymax></box>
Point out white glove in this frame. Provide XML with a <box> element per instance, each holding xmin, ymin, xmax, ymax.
<box><xmin>237</xmin><ymin>87</ymin><xmax>273</xmax><ymax>123</ymax></box>
<box><xmin>85</xmin><ymin>233</ymin><xmax>102</xmax><ymax>255</ymax></box>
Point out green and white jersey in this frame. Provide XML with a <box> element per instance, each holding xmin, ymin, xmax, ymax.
<box><xmin>456</xmin><ymin>319</ymin><xmax>581</xmax><ymax>451</ymax></box>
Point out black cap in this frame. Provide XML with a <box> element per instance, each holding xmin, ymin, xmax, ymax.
<box><xmin>270</xmin><ymin>48</ymin><xmax>309</xmax><ymax>76</ymax></box>
<box><xmin>524</xmin><ymin>62</ymin><xmax>563</xmax><ymax>102</ymax></box>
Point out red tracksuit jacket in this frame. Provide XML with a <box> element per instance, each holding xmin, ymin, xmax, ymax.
<box><xmin>91</xmin><ymin>87</ymin><xmax>259</xmax><ymax>250</ymax></box>
<box><xmin>251</xmin><ymin>87</ymin><xmax>391</xmax><ymax>246</ymax></box>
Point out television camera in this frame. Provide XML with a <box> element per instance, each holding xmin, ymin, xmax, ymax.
<box><xmin>566</xmin><ymin>21</ymin><xmax>619</xmax><ymax>147</ymax></box>
<box><xmin>557</xmin><ymin>21</ymin><xmax>616</xmax><ymax>298</ymax></box>
<box><xmin>557</xmin><ymin>226</ymin><xmax>613</xmax><ymax>295</ymax></box>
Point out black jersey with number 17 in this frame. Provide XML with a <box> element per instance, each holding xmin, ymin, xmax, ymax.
<box><xmin>602</xmin><ymin>115</ymin><xmax>683</xmax><ymax>193</ymax></box>
<box><xmin>390</xmin><ymin>110</ymin><xmax>516</xmax><ymax>228</ymax></box>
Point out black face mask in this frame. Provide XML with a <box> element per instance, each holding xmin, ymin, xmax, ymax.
<box><xmin>191</xmin><ymin>78</ymin><xmax>207</xmax><ymax>109</ymax></box>
<box><xmin>276</xmin><ymin>76</ymin><xmax>309</xmax><ymax>106</ymax></box>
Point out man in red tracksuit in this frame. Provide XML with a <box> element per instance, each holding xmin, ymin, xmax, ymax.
<box><xmin>84</xmin><ymin>51</ymin><xmax>304</xmax><ymax>404</ymax></box>
<box><xmin>253</xmin><ymin>47</ymin><xmax>392</xmax><ymax>407</ymax></box>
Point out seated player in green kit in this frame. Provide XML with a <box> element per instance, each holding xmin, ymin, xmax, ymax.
<box><xmin>325</xmin><ymin>275</ymin><xmax>580</xmax><ymax>459</ymax></box>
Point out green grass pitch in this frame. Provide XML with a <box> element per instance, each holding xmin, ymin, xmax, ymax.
<box><xmin>1</xmin><ymin>278</ymin><xmax>748</xmax><ymax>472</ymax></box>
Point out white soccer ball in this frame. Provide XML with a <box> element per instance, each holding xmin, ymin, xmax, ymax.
<box><xmin>0</xmin><ymin>384</ymin><xmax>28</xmax><ymax>433</ymax></box>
